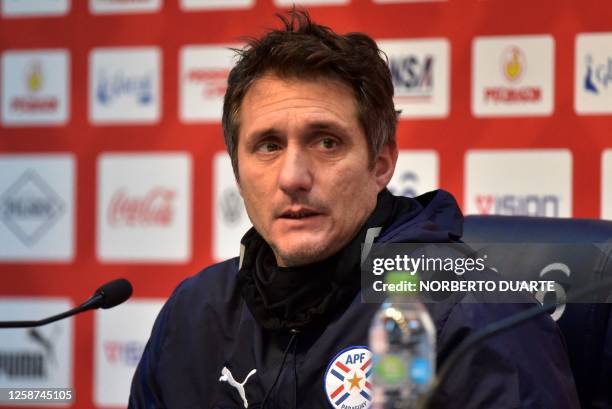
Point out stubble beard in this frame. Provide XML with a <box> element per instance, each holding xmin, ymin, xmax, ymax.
<box><xmin>271</xmin><ymin>240</ymin><xmax>337</xmax><ymax>267</ymax></box>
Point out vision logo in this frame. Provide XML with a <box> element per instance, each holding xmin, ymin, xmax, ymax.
<box><xmin>0</xmin><ymin>170</ymin><xmax>66</xmax><ymax>246</ymax></box>
<box><xmin>465</xmin><ymin>150</ymin><xmax>571</xmax><ymax>218</ymax></box>
<box><xmin>502</xmin><ymin>47</ymin><xmax>525</xmax><ymax>82</ymax></box>
<box><xmin>583</xmin><ymin>54</ymin><xmax>612</xmax><ymax>94</ymax></box>
<box><xmin>475</xmin><ymin>194</ymin><xmax>560</xmax><ymax>217</ymax></box>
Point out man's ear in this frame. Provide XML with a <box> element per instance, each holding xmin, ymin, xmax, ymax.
<box><xmin>374</xmin><ymin>142</ymin><xmax>398</xmax><ymax>191</ymax></box>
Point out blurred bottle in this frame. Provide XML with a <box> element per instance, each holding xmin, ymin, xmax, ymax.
<box><xmin>368</xmin><ymin>281</ymin><xmax>436</xmax><ymax>409</ymax></box>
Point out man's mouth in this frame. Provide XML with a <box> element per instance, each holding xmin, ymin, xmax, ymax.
<box><xmin>279</xmin><ymin>208</ymin><xmax>321</xmax><ymax>219</ymax></box>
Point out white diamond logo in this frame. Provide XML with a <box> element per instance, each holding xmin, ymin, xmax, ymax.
<box><xmin>0</xmin><ymin>170</ymin><xmax>66</xmax><ymax>246</ymax></box>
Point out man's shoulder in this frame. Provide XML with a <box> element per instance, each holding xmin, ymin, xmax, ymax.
<box><xmin>429</xmin><ymin>296</ymin><xmax>562</xmax><ymax>362</ymax></box>
<box><xmin>152</xmin><ymin>257</ymin><xmax>245</xmax><ymax>339</ymax></box>
<box><xmin>170</xmin><ymin>257</ymin><xmax>242</xmax><ymax>305</ymax></box>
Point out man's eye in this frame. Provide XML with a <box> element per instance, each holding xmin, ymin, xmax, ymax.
<box><xmin>257</xmin><ymin>142</ymin><xmax>281</xmax><ymax>153</ymax></box>
<box><xmin>319</xmin><ymin>137</ymin><xmax>338</xmax><ymax>150</ymax></box>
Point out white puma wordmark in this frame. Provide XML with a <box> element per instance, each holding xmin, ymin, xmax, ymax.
<box><xmin>219</xmin><ymin>366</ymin><xmax>257</xmax><ymax>408</ymax></box>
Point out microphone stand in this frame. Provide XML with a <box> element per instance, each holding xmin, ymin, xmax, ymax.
<box><xmin>0</xmin><ymin>279</ymin><xmax>132</xmax><ymax>329</ymax></box>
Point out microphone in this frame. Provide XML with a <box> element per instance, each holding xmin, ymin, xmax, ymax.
<box><xmin>0</xmin><ymin>278</ymin><xmax>133</xmax><ymax>329</ymax></box>
<box><xmin>419</xmin><ymin>275</ymin><xmax>612</xmax><ymax>409</ymax></box>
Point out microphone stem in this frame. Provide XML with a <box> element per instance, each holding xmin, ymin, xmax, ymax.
<box><xmin>0</xmin><ymin>298</ymin><xmax>99</xmax><ymax>329</ymax></box>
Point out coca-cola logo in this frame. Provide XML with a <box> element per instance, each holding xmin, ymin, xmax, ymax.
<box><xmin>107</xmin><ymin>188</ymin><xmax>175</xmax><ymax>227</ymax></box>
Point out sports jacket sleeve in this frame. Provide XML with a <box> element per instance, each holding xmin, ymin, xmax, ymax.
<box><xmin>429</xmin><ymin>301</ymin><xmax>581</xmax><ymax>409</ymax></box>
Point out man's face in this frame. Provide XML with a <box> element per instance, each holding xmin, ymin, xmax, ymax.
<box><xmin>236</xmin><ymin>74</ymin><xmax>396</xmax><ymax>267</ymax></box>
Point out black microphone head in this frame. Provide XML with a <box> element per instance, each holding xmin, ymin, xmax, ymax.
<box><xmin>95</xmin><ymin>279</ymin><xmax>133</xmax><ymax>309</ymax></box>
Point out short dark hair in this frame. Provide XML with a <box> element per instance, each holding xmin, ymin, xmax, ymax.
<box><xmin>222</xmin><ymin>9</ymin><xmax>398</xmax><ymax>177</ymax></box>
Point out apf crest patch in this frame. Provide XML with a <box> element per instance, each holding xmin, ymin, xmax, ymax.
<box><xmin>324</xmin><ymin>346</ymin><xmax>373</xmax><ymax>409</ymax></box>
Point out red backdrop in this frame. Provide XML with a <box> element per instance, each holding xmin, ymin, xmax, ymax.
<box><xmin>1</xmin><ymin>0</ymin><xmax>611</xmax><ymax>408</ymax></box>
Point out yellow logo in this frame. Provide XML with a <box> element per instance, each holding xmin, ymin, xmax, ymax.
<box><xmin>26</xmin><ymin>62</ymin><xmax>43</xmax><ymax>93</ymax></box>
<box><xmin>502</xmin><ymin>46</ymin><xmax>525</xmax><ymax>82</ymax></box>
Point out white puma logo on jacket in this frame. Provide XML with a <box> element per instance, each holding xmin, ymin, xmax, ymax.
<box><xmin>219</xmin><ymin>366</ymin><xmax>257</xmax><ymax>408</ymax></box>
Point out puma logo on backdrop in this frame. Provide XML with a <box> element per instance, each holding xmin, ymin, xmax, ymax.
<box><xmin>219</xmin><ymin>366</ymin><xmax>257</xmax><ymax>408</ymax></box>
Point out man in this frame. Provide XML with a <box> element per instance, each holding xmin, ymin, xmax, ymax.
<box><xmin>130</xmin><ymin>11</ymin><xmax>579</xmax><ymax>409</ymax></box>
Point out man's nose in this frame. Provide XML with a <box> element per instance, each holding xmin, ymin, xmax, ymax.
<box><xmin>278</xmin><ymin>146</ymin><xmax>313</xmax><ymax>195</ymax></box>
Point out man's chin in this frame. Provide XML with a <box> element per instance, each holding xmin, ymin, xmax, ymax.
<box><xmin>273</xmin><ymin>241</ymin><xmax>337</xmax><ymax>267</ymax></box>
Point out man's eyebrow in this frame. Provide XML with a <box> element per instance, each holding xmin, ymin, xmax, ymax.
<box><xmin>304</xmin><ymin>121</ymin><xmax>350</xmax><ymax>136</ymax></box>
<box><xmin>245</xmin><ymin>128</ymin><xmax>281</xmax><ymax>144</ymax></box>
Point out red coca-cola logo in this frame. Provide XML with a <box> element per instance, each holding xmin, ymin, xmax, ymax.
<box><xmin>107</xmin><ymin>187</ymin><xmax>175</xmax><ymax>227</ymax></box>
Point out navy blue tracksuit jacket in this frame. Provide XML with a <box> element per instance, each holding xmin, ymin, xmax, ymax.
<box><xmin>129</xmin><ymin>190</ymin><xmax>579</xmax><ymax>409</ymax></box>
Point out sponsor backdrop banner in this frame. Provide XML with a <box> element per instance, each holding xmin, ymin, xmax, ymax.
<box><xmin>0</xmin><ymin>0</ymin><xmax>611</xmax><ymax>407</ymax></box>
